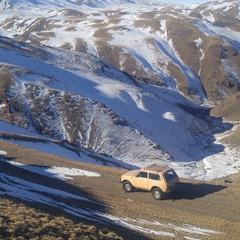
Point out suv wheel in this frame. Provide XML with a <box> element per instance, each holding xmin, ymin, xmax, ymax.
<box><xmin>152</xmin><ymin>188</ymin><xmax>164</xmax><ymax>200</ymax></box>
<box><xmin>123</xmin><ymin>181</ymin><xmax>134</xmax><ymax>192</ymax></box>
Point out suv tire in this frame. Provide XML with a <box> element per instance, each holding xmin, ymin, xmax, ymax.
<box><xmin>123</xmin><ymin>181</ymin><xmax>134</xmax><ymax>192</ymax></box>
<box><xmin>152</xmin><ymin>187</ymin><xmax>164</xmax><ymax>200</ymax></box>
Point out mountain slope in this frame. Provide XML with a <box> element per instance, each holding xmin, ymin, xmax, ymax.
<box><xmin>0</xmin><ymin>0</ymin><xmax>240</xmax><ymax>179</ymax></box>
<box><xmin>0</xmin><ymin>41</ymin><xmax>213</xmax><ymax>163</ymax></box>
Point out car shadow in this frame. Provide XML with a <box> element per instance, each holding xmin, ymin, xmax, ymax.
<box><xmin>168</xmin><ymin>181</ymin><xmax>227</xmax><ymax>200</ymax></box>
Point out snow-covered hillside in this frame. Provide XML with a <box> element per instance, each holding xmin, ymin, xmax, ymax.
<box><xmin>0</xmin><ymin>0</ymin><xmax>240</xmax><ymax>180</ymax></box>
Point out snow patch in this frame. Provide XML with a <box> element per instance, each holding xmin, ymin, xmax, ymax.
<box><xmin>163</xmin><ymin>112</ymin><xmax>177</xmax><ymax>122</ymax></box>
<box><xmin>0</xmin><ymin>150</ymin><xmax>7</xmax><ymax>156</ymax></box>
<box><xmin>194</xmin><ymin>38</ymin><xmax>202</xmax><ymax>48</ymax></box>
<box><xmin>9</xmin><ymin>161</ymin><xmax>100</xmax><ymax>180</ymax></box>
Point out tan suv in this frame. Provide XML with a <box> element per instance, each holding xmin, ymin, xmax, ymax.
<box><xmin>121</xmin><ymin>164</ymin><xmax>180</xmax><ymax>200</ymax></box>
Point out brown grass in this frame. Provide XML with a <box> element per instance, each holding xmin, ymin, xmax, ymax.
<box><xmin>0</xmin><ymin>197</ymin><xmax>123</xmax><ymax>240</ymax></box>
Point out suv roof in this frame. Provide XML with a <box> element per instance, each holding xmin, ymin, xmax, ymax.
<box><xmin>140</xmin><ymin>164</ymin><xmax>170</xmax><ymax>173</ymax></box>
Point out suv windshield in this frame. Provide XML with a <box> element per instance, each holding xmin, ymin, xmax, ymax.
<box><xmin>164</xmin><ymin>169</ymin><xmax>178</xmax><ymax>182</ymax></box>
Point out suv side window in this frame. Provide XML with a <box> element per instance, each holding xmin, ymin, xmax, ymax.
<box><xmin>138</xmin><ymin>172</ymin><xmax>148</xmax><ymax>178</ymax></box>
<box><xmin>149</xmin><ymin>173</ymin><xmax>160</xmax><ymax>181</ymax></box>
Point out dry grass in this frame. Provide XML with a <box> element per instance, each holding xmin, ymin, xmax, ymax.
<box><xmin>0</xmin><ymin>197</ymin><xmax>123</xmax><ymax>240</ymax></box>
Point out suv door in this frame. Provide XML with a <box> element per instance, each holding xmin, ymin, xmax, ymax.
<box><xmin>134</xmin><ymin>171</ymin><xmax>148</xmax><ymax>190</ymax></box>
<box><xmin>148</xmin><ymin>173</ymin><xmax>165</xmax><ymax>190</ymax></box>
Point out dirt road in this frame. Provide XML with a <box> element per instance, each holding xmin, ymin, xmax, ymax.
<box><xmin>1</xmin><ymin>140</ymin><xmax>240</xmax><ymax>239</ymax></box>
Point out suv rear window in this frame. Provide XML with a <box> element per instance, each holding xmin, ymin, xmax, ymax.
<box><xmin>164</xmin><ymin>170</ymin><xmax>178</xmax><ymax>182</ymax></box>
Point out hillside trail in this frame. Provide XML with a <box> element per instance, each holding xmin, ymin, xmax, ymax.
<box><xmin>1</xmin><ymin>140</ymin><xmax>240</xmax><ymax>239</ymax></box>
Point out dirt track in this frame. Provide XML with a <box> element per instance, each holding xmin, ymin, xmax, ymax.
<box><xmin>1</xmin><ymin>140</ymin><xmax>240</xmax><ymax>239</ymax></box>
